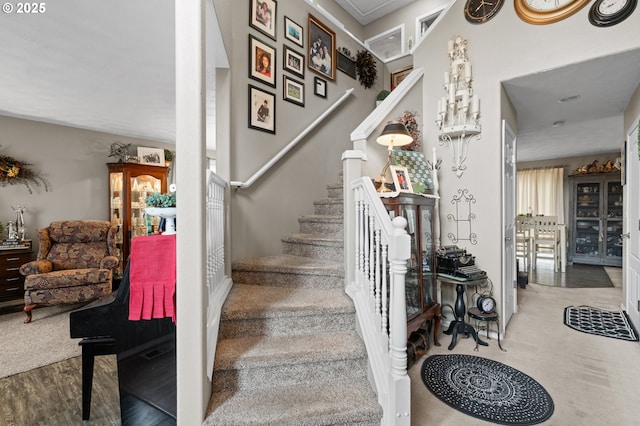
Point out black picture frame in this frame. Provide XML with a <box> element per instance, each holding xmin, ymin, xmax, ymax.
<box><xmin>248</xmin><ymin>84</ymin><xmax>276</xmax><ymax>134</ymax></box>
<box><xmin>283</xmin><ymin>75</ymin><xmax>304</xmax><ymax>107</ymax></box>
<box><xmin>336</xmin><ymin>50</ymin><xmax>356</xmax><ymax>79</ymax></box>
<box><xmin>249</xmin><ymin>0</ymin><xmax>277</xmax><ymax>40</ymax></box>
<box><xmin>314</xmin><ymin>77</ymin><xmax>327</xmax><ymax>98</ymax></box>
<box><xmin>283</xmin><ymin>45</ymin><xmax>305</xmax><ymax>79</ymax></box>
<box><xmin>284</xmin><ymin>16</ymin><xmax>303</xmax><ymax>47</ymax></box>
<box><xmin>249</xmin><ymin>35</ymin><xmax>276</xmax><ymax>88</ymax></box>
<box><xmin>308</xmin><ymin>14</ymin><xmax>336</xmax><ymax>81</ymax></box>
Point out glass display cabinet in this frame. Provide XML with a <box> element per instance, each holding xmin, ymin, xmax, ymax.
<box><xmin>569</xmin><ymin>173</ymin><xmax>622</xmax><ymax>266</ymax></box>
<box><xmin>381</xmin><ymin>193</ymin><xmax>441</xmax><ymax>338</ymax></box>
<box><xmin>108</xmin><ymin>163</ymin><xmax>168</xmax><ymax>275</ymax></box>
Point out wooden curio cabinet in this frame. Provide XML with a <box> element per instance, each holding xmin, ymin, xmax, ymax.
<box><xmin>107</xmin><ymin>163</ymin><xmax>168</xmax><ymax>275</ymax></box>
<box><xmin>381</xmin><ymin>193</ymin><xmax>441</xmax><ymax>337</ymax></box>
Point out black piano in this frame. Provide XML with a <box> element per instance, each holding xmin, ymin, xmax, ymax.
<box><xmin>70</xmin><ymin>261</ymin><xmax>176</xmax><ymax>425</ymax></box>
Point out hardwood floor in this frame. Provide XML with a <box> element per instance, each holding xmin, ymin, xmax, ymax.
<box><xmin>0</xmin><ymin>355</ymin><xmax>121</xmax><ymax>425</ymax></box>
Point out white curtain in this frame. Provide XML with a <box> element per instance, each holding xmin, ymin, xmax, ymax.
<box><xmin>517</xmin><ymin>167</ymin><xmax>564</xmax><ymax>219</ymax></box>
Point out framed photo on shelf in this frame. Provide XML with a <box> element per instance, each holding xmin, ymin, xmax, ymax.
<box><xmin>284</xmin><ymin>16</ymin><xmax>303</xmax><ymax>47</ymax></box>
<box><xmin>250</xmin><ymin>0</ymin><xmax>277</xmax><ymax>40</ymax></box>
<box><xmin>283</xmin><ymin>75</ymin><xmax>304</xmax><ymax>107</ymax></box>
<box><xmin>307</xmin><ymin>14</ymin><xmax>336</xmax><ymax>81</ymax></box>
<box><xmin>390</xmin><ymin>165</ymin><xmax>413</xmax><ymax>193</ymax></box>
<box><xmin>249</xmin><ymin>35</ymin><xmax>276</xmax><ymax>87</ymax></box>
<box><xmin>248</xmin><ymin>84</ymin><xmax>275</xmax><ymax>134</ymax></box>
<box><xmin>314</xmin><ymin>77</ymin><xmax>327</xmax><ymax>98</ymax></box>
<box><xmin>336</xmin><ymin>50</ymin><xmax>356</xmax><ymax>79</ymax></box>
<box><xmin>391</xmin><ymin>66</ymin><xmax>412</xmax><ymax>90</ymax></box>
<box><xmin>283</xmin><ymin>45</ymin><xmax>305</xmax><ymax>79</ymax></box>
<box><xmin>137</xmin><ymin>147</ymin><xmax>165</xmax><ymax>166</ymax></box>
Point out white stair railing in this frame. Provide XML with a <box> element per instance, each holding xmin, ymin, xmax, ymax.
<box><xmin>343</xmin><ymin>68</ymin><xmax>424</xmax><ymax>426</ymax></box>
<box><xmin>205</xmin><ymin>170</ymin><xmax>232</xmax><ymax>379</ymax></box>
<box><xmin>345</xmin><ymin>177</ymin><xmax>411</xmax><ymax>426</ymax></box>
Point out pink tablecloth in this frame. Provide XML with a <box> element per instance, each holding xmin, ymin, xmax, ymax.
<box><xmin>128</xmin><ymin>234</ymin><xmax>176</xmax><ymax>322</ymax></box>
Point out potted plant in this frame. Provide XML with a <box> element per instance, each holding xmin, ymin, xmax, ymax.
<box><xmin>164</xmin><ymin>149</ymin><xmax>174</xmax><ymax>167</ymax></box>
<box><xmin>145</xmin><ymin>192</ymin><xmax>177</xmax><ymax>235</ymax></box>
<box><xmin>376</xmin><ymin>90</ymin><xmax>390</xmax><ymax>107</ymax></box>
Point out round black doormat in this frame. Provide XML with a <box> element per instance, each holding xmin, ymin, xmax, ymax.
<box><xmin>421</xmin><ymin>354</ymin><xmax>554</xmax><ymax>425</ymax></box>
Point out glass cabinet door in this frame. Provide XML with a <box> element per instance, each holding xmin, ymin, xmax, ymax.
<box><xmin>605</xmin><ymin>180</ymin><xmax>623</xmax><ymax>258</ymax></box>
<box><xmin>130</xmin><ymin>174</ymin><xmax>163</xmax><ymax>237</ymax></box>
<box><xmin>401</xmin><ymin>205</ymin><xmax>421</xmax><ymax>321</ymax></box>
<box><xmin>575</xmin><ymin>181</ymin><xmax>601</xmax><ymax>257</ymax></box>
<box><xmin>420</xmin><ymin>207</ymin><xmax>434</xmax><ymax>306</ymax></box>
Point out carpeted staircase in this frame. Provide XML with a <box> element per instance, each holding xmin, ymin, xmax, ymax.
<box><xmin>204</xmin><ymin>179</ymin><xmax>383</xmax><ymax>425</ymax></box>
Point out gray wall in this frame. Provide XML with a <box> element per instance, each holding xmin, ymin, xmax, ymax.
<box><xmin>217</xmin><ymin>0</ymin><xmax>385</xmax><ymax>260</ymax></box>
<box><xmin>0</xmin><ymin>115</ymin><xmax>173</xmax><ymax>255</ymax></box>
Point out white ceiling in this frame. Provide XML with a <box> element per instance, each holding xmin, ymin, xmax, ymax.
<box><xmin>0</xmin><ymin>1</ymin><xmax>638</xmax><ymax>163</ymax></box>
<box><xmin>334</xmin><ymin>0</ymin><xmax>416</xmax><ymax>25</ymax></box>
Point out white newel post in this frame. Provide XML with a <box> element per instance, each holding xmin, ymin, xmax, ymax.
<box><xmin>388</xmin><ymin>216</ymin><xmax>411</xmax><ymax>425</ymax></box>
<box><xmin>342</xmin><ymin>148</ymin><xmax>367</xmax><ymax>288</ymax></box>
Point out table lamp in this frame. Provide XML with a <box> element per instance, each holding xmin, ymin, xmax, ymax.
<box><xmin>376</xmin><ymin>121</ymin><xmax>413</xmax><ymax>192</ymax></box>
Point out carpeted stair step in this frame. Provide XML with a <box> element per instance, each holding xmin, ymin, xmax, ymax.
<box><xmin>219</xmin><ymin>283</ymin><xmax>355</xmax><ymax>339</ymax></box>
<box><xmin>205</xmin><ymin>378</ymin><xmax>382</xmax><ymax>426</ymax></box>
<box><xmin>314</xmin><ymin>198</ymin><xmax>343</xmax><ymax>216</ymax></box>
<box><xmin>232</xmin><ymin>255</ymin><xmax>344</xmax><ymax>289</ymax></box>
<box><xmin>282</xmin><ymin>233</ymin><xmax>343</xmax><ymax>262</ymax></box>
<box><xmin>212</xmin><ymin>331</ymin><xmax>368</xmax><ymax>393</ymax></box>
<box><xmin>326</xmin><ymin>182</ymin><xmax>343</xmax><ymax>199</ymax></box>
<box><xmin>298</xmin><ymin>214</ymin><xmax>344</xmax><ymax>234</ymax></box>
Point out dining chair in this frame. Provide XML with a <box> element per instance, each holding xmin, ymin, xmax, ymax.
<box><xmin>515</xmin><ymin>218</ymin><xmax>533</xmax><ymax>270</ymax></box>
<box><xmin>532</xmin><ymin>216</ymin><xmax>561</xmax><ymax>272</ymax></box>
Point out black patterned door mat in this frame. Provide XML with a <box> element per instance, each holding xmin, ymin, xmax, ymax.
<box><xmin>421</xmin><ymin>354</ymin><xmax>554</xmax><ymax>425</ymax></box>
<box><xmin>564</xmin><ymin>305</ymin><xmax>639</xmax><ymax>341</ymax></box>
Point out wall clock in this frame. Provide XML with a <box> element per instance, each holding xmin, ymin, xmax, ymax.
<box><xmin>464</xmin><ymin>0</ymin><xmax>505</xmax><ymax>23</ymax></box>
<box><xmin>514</xmin><ymin>0</ymin><xmax>592</xmax><ymax>24</ymax></box>
<box><xmin>588</xmin><ymin>0</ymin><xmax>637</xmax><ymax>26</ymax></box>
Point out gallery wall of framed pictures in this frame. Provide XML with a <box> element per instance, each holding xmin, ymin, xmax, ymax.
<box><xmin>246</xmin><ymin>1</ymin><xmax>372</xmax><ymax>134</ymax></box>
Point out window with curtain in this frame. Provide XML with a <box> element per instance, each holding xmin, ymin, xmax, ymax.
<box><xmin>517</xmin><ymin>167</ymin><xmax>564</xmax><ymax>219</ymax></box>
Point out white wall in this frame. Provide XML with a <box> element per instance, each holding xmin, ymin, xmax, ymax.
<box><xmin>412</xmin><ymin>1</ymin><xmax>640</xmax><ymax>317</ymax></box>
<box><xmin>0</xmin><ymin>115</ymin><xmax>174</xmax><ymax>254</ymax></box>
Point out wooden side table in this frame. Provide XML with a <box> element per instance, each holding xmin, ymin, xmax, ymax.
<box><xmin>0</xmin><ymin>248</ymin><xmax>32</xmax><ymax>305</ymax></box>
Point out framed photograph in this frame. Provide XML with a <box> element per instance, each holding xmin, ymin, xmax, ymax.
<box><xmin>138</xmin><ymin>147</ymin><xmax>165</xmax><ymax>166</ymax></box>
<box><xmin>390</xmin><ymin>165</ymin><xmax>413</xmax><ymax>193</ymax></box>
<box><xmin>307</xmin><ymin>14</ymin><xmax>336</xmax><ymax>81</ymax></box>
<box><xmin>283</xmin><ymin>75</ymin><xmax>304</xmax><ymax>107</ymax></box>
<box><xmin>249</xmin><ymin>35</ymin><xmax>276</xmax><ymax>87</ymax></box>
<box><xmin>336</xmin><ymin>50</ymin><xmax>356</xmax><ymax>79</ymax></box>
<box><xmin>249</xmin><ymin>0</ymin><xmax>277</xmax><ymax>40</ymax></box>
<box><xmin>284</xmin><ymin>16</ymin><xmax>303</xmax><ymax>47</ymax></box>
<box><xmin>283</xmin><ymin>45</ymin><xmax>305</xmax><ymax>79</ymax></box>
<box><xmin>314</xmin><ymin>77</ymin><xmax>327</xmax><ymax>98</ymax></box>
<box><xmin>248</xmin><ymin>84</ymin><xmax>275</xmax><ymax>134</ymax></box>
<box><xmin>391</xmin><ymin>66</ymin><xmax>413</xmax><ymax>90</ymax></box>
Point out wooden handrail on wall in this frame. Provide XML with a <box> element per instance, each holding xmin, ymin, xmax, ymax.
<box><xmin>230</xmin><ymin>88</ymin><xmax>354</xmax><ymax>189</ymax></box>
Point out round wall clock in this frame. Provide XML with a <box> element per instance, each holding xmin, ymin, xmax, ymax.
<box><xmin>464</xmin><ymin>0</ymin><xmax>505</xmax><ymax>23</ymax></box>
<box><xmin>514</xmin><ymin>0</ymin><xmax>592</xmax><ymax>24</ymax></box>
<box><xmin>588</xmin><ymin>0</ymin><xmax>637</xmax><ymax>26</ymax></box>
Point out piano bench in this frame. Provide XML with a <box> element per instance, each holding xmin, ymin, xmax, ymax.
<box><xmin>79</xmin><ymin>337</ymin><xmax>116</xmax><ymax>421</ymax></box>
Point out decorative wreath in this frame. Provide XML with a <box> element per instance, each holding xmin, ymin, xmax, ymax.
<box><xmin>397</xmin><ymin>110</ymin><xmax>422</xmax><ymax>152</ymax></box>
<box><xmin>0</xmin><ymin>155</ymin><xmax>49</xmax><ymax>193</ymax></box>
<box><xmin>355</xmin><ymin>50</ymin><xmax>377</xmax><ymax>89</ymax></box>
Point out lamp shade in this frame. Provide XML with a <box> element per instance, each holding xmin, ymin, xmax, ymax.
<box><xmin>376</xmin><ymin>121</ymin><xmax>413</xmax><ymax>147</ymax></box>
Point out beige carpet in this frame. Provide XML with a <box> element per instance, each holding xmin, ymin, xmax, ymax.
<box><xmin>0</xmin><ymin>304</ymin><xmax>84</xmax><ymax>378</ymax></box>
<box><xmin>410</xmin><ymin>281</ymin><xmax>640</xmax><ymax>425</ymax></box>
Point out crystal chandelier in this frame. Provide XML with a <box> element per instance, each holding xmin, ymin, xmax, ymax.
<box><xmin>436</xmin><ymin>36</ymin><xmax>481</xmax><ymax>178</ymax></box>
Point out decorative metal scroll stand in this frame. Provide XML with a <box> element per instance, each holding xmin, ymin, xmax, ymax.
<box><xmin>447</xmin><ymin>189</ymin><xmax>477</xmax><ymax>245</ymax></box>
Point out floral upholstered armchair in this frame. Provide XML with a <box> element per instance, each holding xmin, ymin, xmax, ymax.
<box><xmin>19</xmin><ymin>220</ymin><xmax>119</xmax><ymax>323</ymax></box>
